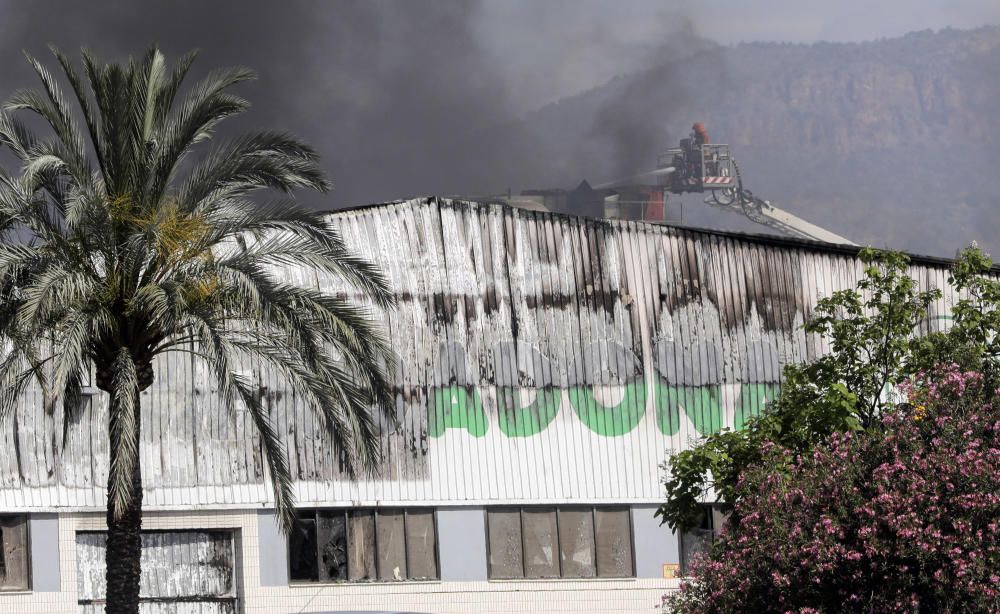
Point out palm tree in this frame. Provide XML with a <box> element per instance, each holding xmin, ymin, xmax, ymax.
<box><xmin>0</xmin><ymin>47</ymin><xmax>394</xmax><ymax>614</ymax></box>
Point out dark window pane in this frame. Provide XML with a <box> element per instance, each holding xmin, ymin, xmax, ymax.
<box><xmin>711</xmin><ymin>507</ymin><xmax>728</xmax><ymax>534</ymax></box>
<box><xmin>0</xmin><ymin>516</ymin><xmax>28</xmax><ymax>590</ymax></box>
<box><xmin>376</xmin><ymin>510</ymin><xmax>407</xmax><ymax>581</ymax></box>
<box><xmin>681</xmin><ymin>506</ymin><xmax>718</xmax><ymax>574</ymax></box>
<box><xmin>0</xmin><ymin>526</ymin><xmax>6</xmax><ymax>580</ymax></box>
<box><xmin>487</xmin><ymin>509</ymin><xmax>523</xmax><ymax>579</ymax></box>
<box><xmin>317</xmin><ymin>512</ymin><xmax>347</xmax><ymax>582</ymax></box>
<box><xmin>681</xmin><ymin>528</ymin><xmax>713</xmax><ymax>574</ymax></box>
<box><xmin>522</xmin><ymin>508</ymin><xmax>559</xmax><ymax>579</ymax></box>
<box><xmin>558</xmin><ymin>509</ymin><xmax>596</xmax><ymax>578</ymax></box>
<box><xmin>289</xmin><ymin>514</ymin><xmax>318</xmax><ymax>582</ymax></box>
<box><xmin>348</xmin><ymin>511</ymin><xmax>376</xmax><ymax>581</ymax></box>
<box><xmin>595</xmin><ymin>508</ymin><xmax>633</xmax><ymax>578</ymax></box>
<box><xmin>405</xmin><ymin>510</ymin><xmax>438</xmax><ymax>580</ymax></box>
<box><xmin>698</xmin><ymin>505</ymin><xmax>713</xmax><ymax>531</ymax></box>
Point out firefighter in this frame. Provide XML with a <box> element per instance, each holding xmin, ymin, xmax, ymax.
<box><xmin>692</xmin><ymin>122</ymin><xmax>710</xmax><ymax>145</ymax></box>
<box><xmin>683</xmin><ymin>122</ymin><xmax>709</xmax><ymax>185</ymax></box>
<box><xmin>691</xmin><ymin>122</ymin><xmax>712</xmax><ymax>180</ymax></box>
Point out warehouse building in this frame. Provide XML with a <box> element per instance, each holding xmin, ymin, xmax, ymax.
<box><xmin>0</xmin><ymin>198</ymin><xmax>961</xmax><ymax>613</ymax></box>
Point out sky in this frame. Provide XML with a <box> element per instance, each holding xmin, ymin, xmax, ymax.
<box><xmin>3</xmin><ymin>1</ymin><xmax>996</xmax><ymax>113</ymax></box>
<box><xmin>0</xmin><ymin>0</ymin><xmax>997</xmax><ymax>211</ymax></box>
<box><xmin>476</xmin><ymin>0</ymin><xmax>1000</xmax><ymax>110</ymax></box>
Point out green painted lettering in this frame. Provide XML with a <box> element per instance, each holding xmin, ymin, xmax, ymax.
<box><xmin>568</xmin><ymin>381</ymin><xmax>647</xmax><ymax>436</ymax></box>
<box><xmin>734</xmin><ymin>383</ymin><xmax>780</xmax><ymax>430</ymax></box>
<box><xmin>654</xmin><ymin>383</ymin><xmax>722</xmax><ymax>436</ymax></box>
<box><xmin>429</xmin><ymin>385</ymin><xmax>487</xmax><ymax>437</ymax></box>
<box><xmin>496</xmin><ymin>388</ymin><xmax>561</xmax><ymax>437</ymax></box>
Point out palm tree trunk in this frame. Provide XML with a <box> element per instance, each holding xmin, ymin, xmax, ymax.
<box><xmin>105</xmin><ymin>388</ymin><xmax>143</xmax><ymax>614</ymax></box>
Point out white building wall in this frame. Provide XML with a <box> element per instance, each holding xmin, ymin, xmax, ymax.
<box><xmin>0</xmin><ymin>199</ymin><xmax>984</xmax><ymax>611</ymax></box>
<box><xmin>3</xmin><ymin>509</ymin><xmax>678</xmax><ymax>614</ymax></box>
<box><xmin>0</xmin><ymin>199</ymin><xmax>971</xmax><ymax>513</ymax></box>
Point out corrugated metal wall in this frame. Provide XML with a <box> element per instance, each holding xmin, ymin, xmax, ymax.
<box><xmin>77</xmin><ymin>530</ymin><xmax>236</xmax><ymax>613</ymax></box>
<box><xmin>0</xmin><ymin>198</ymin><xmax>967</xmax><ymax>510</ymax></box>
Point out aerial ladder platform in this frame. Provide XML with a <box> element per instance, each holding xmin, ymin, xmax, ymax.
<box><xmin>601</xmin><ymin>122</ymin><xmax>855</xmax><ymax>246</ymax></box>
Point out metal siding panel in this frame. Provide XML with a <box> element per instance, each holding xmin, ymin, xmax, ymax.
<box><xmin>0</xmin><ymin>198</ymin><xmax>988</xmax><ymax>510</ymax></box>
<box><xmin>76</xmin><ymin>531</ymin><xmax>234</xmax><ymax>604</ymax></box>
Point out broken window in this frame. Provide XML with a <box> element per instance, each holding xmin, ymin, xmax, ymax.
<box><xmin>347</xmin><ymin>510</ymin><xmax>376</xmax><ymax>582</ymax></box>
<box><xmin>316</xmin><ymin>512</ymin><xmax>347</xmax><ymax>582</ymax></box>
<box><xmin>522</xmin><ymin>508</ymin><xmax>559</xmax><ymax>578</ymax></box>
<box><xmin>486</xmin><ymin>507</ymin><xmax>633</xmax><ymax>579</ymax></box>
<box><xmin>290</xmin><ymin>508</ymin><xmax>438</xmax><ymax>583</ymax></box>
<box><xmin>289</xmin><ymin>514</ymin><xmax>318</xmax><ymax>581</ymax></box>
<box><xmin>0</xmin><ymin>515</ymin><xmax>29</xmax><ymax>591</ymax></box>
<box><xmin>486</xmin><ymin>509</ymin><xmax>523</xmax><ymax>579</ymax></box>
<box><xmin>680</xmin><ymin>505</ymin><xmax>726</xmax><ymax>575</ymax></box>
<box><xmin>376</xmin><ymin>510</ymin><xmax>406</xmax><ymax>581</ymax></box>
<box><xmin>595</xmin><ymin>507</ymin><xmax>634</xmax><ymax>578</ymax></box>
<box><xmin>404</xmin><ymin>510</ymin><xmax>438</xmax><ymax>580</ymax></box>
<box><xmin>558</xmin><ymin>508</ymin><xmax>596</xmax><ymax>578</ymax></box>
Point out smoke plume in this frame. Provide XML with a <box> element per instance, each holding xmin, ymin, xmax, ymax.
<box><xmin>0</xmin><ymin>1</ymin><xmax>716</xmax><ymax>206</ymax></box>
<box><xmin>587</xmin><ymin>18</ymin><xmax>725</xmax><ymax>182</ymax></box>
<box><xmin>0</xmin><ymin>0</ymin><xmax>518</xmax><ymax>207</ymax></box>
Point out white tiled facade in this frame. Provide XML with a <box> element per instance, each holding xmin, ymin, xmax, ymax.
<box><xmin>3</xmin><ymin>509</ymin><xmax>679</xmax><ymax>613</ymax></box>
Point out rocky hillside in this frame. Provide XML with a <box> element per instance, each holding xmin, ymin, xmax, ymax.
<box><xmin>478</xmin><ymin>27</ymin><xmax>1000</xmax><ymax>257</ymax></box>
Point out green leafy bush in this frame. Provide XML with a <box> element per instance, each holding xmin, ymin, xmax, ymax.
<box><xmin>667</xmin><ymin>364</ymin><xmax>1000</xmax><ymax>613</ymax></box>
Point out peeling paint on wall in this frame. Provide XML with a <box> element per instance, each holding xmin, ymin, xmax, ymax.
<box><xmin>0</xmin><ymin>198</ymin><xmax>974</xmax><ymax>509</ymax></box>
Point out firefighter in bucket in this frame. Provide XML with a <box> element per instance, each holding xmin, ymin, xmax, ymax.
<box><xmin>681</xmin><ymin>122</ymin><xmax>710</xmax><ymax>186</ymax></box>
<box><xmin>692</xmin><ymin>121</ymin><xmax>709</xmax><ymax>146</ymax></box>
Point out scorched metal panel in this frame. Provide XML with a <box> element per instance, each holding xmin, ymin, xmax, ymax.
<box><xmin>0</xmin><ymin>198</ymin><xmax>980</xmax><ymax>510</ymax></box>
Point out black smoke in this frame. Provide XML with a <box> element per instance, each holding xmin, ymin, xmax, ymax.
<box><xmin>588</xmin><ymin>18</ymin><xmax>725</xmax><ymax>182</ymax></box>
<box><xmin>0</xmin><ymin>0</ymin><xmax>518</xmax><ymax>207</ymax></box>
<box><xmin>0</xmin><ymin>1</ymin><xmax>719</xmax><ymax>207</ymax></box>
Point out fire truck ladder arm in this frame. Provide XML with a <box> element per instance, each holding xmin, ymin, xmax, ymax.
<box><xmin>706</xmin><ymin>155</ymin><xmax>856</xmax><ymax>245</ymax></box>
<box><xmin>704</xmin><ymin>192</ymin><xmax>856</xmax><ymax>245</ymax></box>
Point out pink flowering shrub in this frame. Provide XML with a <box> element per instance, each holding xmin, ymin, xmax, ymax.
<box><xmin>667</xmin><ymin>366</ymin><xmax>1000</xmax><ymax>613</ymax></box>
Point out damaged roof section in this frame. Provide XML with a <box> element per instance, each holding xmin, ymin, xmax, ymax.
<box><xmin>0</xmin><ymin>198</ymin><xmax>977</xmax><ymax>509</ymax></box>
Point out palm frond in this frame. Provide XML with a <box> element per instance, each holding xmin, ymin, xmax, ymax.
<box><xmin>196</xmin><ymin>201</ymin><xmax>394</xmax><ymax>308</ymax></box>
<box><xmin>0</xmin><ymin>348</ymin><xmax>45</xmax><ymax>418</ymax></box>
<box><xmin>7</xmin><ymin>53</ymin><xmax>89</xmax><ymax>183</ymax></box>
<box><xmin>148</xmin><ymin>67</ymin><xmax>255</xmax><ymax>200</ymax></box>
<box><xmin>0</xmin><ymin>111</ymin><xmax>36</xmax><ymax>161</ymax></box>
<box><xmin>152</xmin><ymin>50</ymin><xmax>198</xmax><ymax>126</ymax></box>
<box><xmin>52</xmin><ymin>47</ymin><xmax>108</xmax><ymax>186</ymax></box>
<box><xmin>16</xmin><ymin>265</ymin><xmax>96</xmax><ymax>332</ymax></box>
<box><xmin>142</xmin><ymin>50</ymin><xmax>166</xmax><ymax>142</ymax></box>
<box><xmin>180</xmin><ymin>131</ymin><xmax>328</xmax><ymax>210</ymax></box>
<box><xmin>0</xmin><ymin>47</ymin><xmax>397</xmax><ymax>538</ymax></box>
<box><xmin>190</xmin><ymin>316</ymin><xmax>296</xmax><ymax>530</ymax></box>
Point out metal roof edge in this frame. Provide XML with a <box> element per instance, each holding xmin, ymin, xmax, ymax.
<box><xmin>318</xmin><ymin>197</ymin><xmax>996</xmax><ymax>273</ymax></box>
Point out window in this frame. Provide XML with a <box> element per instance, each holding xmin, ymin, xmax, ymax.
<box><xmin>680</xmin><ymin>505</ymin><xmax>726</xmax><ymax>574</ymax></box>
<box><xmin>486</xmin><ymin>506</ymin><xmax>634</xmax><ymax>579</ymax></box>
<box><xmin>76</xmin><ymin>530</ymin><xmax>236</xmax><ymax>609</ymax></box>
<box><xmin>0</xmin><ymin>515</ymin><xmax>29</xmax><ymax>591</ymax></box>
<box><xmin>290</xmin><ymin>509</ymin><xmax>438</xmax><ymax>583</ymax></box>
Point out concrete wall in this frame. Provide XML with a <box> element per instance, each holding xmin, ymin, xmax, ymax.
<box><xmin>437</xmin><ymin>507</ymin><xmax>488</xmax><ymax>581</ymax></box>
<box><xmin>256</xmin><ymin>510</ymin><xmax>289</xmax><ymax>587</ymax></box>
<box><xmin>27</xmin><ymin>514</ymin><xmax>60</xmax><ymax>592</ymax></box>
<box><xmin>632</xmin><ymin>505</ymin><xmax>678</xmax><ymax>578</ymax></box>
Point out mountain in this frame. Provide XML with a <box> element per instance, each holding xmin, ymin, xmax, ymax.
<box><xmin>471</xmin><ymin>26</ymin><xmax>1000</xmax><ymax>258</ymax></box>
